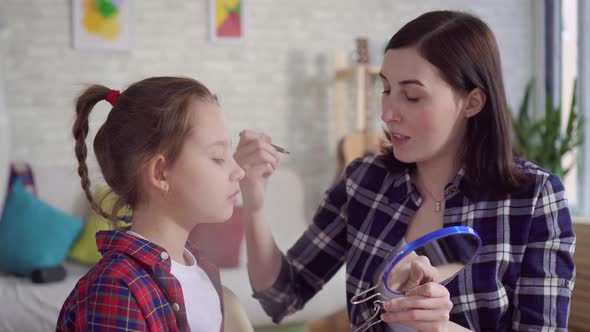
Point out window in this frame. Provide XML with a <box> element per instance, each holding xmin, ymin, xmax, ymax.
<box><xmin>577</xmin><ymin>0</ymin><xmax>590</xmax><ymax>216</ymax></box>
<box><xmin>561</xmin><ymin>0</ymin><xmax>578</xmax><ymax>210</ymax></box>
<box><xmin>558</xmin><ymin>0</ymin><xmax>590</xmax><ymax>216</ymax></box>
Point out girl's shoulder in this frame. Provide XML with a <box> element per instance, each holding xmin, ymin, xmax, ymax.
<box><xmin>58</xmin><ymin>253</ymin><xmax>157</xmax><ymax>330</ymax></box>
<box><xmin>78</xmin><ymin>251</ymin><xmax>151</xmax><ymax>291</ymax></box>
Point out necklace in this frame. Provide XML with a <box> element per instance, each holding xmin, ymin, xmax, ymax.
<box><xmin>418</xmin><ymin>183</ymin><xmax>443</xmax><ymax>212</ymax></box>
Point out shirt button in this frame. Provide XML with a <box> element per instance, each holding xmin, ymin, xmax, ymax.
<box><xmin>160</xmin><ymin>251</ymin><xmax>169</xmax><ymax>260</ymax></box>
<box><xmin>172</xmin><ymin>303</ymin><xmax>180</xmax><ymax>312</ymax></box>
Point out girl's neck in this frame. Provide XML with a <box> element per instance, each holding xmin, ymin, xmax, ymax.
<box><xmin>129</xmin><ymin>205</ymin><xmax>192</xmax><ymax>265</ymax></box>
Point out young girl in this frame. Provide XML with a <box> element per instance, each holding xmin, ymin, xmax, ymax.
<box><xmin>235</xmin><ymin>11</ymin><xmax>575</xmax><ymax>332</ymax></box>
<box><xmin>57</xmin><ymin>77</ymin><xmax>244</xmax><ymax>331</ymax></box>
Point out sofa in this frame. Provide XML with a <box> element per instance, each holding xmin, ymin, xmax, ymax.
<box><xmin>0</xmin><ymin>163</ymin><xmax>347</xmax><ymax>331</ymax></box>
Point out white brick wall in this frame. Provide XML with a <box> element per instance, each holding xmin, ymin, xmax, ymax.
<box><xmin>1</xmin><ymin>0</ymin><xmax>536</xmax><ymax>220</ymax></box>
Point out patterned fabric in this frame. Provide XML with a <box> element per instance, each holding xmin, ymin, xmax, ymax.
<box><xmin>8</xmin><ymin>161</ymin><xmax>35</xmax><ymax>196</ymax></box>
<box><xmin>57</xmin><ymin>230</ymin><xmax>224</xmax><ymax>332</ymax></box>
<box><xmin>253</xmin><ymin>155</ymin><xmax>575</xmax><ymax>331</ymax></box>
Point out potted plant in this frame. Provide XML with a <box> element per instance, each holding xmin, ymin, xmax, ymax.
<box><xmin>511</xmin><ymin>80</ymin><xmax>584</xmax><ymax>179</ymax></box>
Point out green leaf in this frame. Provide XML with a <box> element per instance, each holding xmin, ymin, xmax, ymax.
<box><xmin>517</xmin><ymin>80</ymin><xmax>533</xmax><ymax>125</ymax></box>
<box><xmin>510</xmin><ymin>78</ymin><xmax>584</xmax><ymax>176</ymax></box>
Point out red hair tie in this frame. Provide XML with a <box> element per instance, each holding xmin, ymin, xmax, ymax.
<box><xmin>105</xmin><ymin>90</ymin><xmax>120</xmax><ymax>106</ymax></box>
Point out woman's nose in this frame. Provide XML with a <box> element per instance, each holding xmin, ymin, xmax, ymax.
<box><xmin>382</xmin><ymin>105</ymin><xmax>402</xmax><ymax>123</ymax></box>
<box><xmin>381</xmin><ymin>97</ymin><xmax>402</xmax><ymax>123</ymax></box>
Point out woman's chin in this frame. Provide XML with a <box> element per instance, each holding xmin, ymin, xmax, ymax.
<box><xmin>392</xmin><ymin>150</ymin><xmax>416</xmax><ymax>164</ymax></box>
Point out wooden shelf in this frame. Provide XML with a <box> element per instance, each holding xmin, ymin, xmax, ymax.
<box><xmin>335</xmin><ymin>68</ymin><xmax>354</xmax><ymax>80</ymax></box>
<box><xmin>335</xmin><ymin>66</ymin><xmax>380</xmax><ymax>81</ymax></box>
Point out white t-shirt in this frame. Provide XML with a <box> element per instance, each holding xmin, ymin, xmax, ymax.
<box><xmin>127</xmin><ymin>231</ymin><xmax>222</xmax><ymax>331</ymax></box>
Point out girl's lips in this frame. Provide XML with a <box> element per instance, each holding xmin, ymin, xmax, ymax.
<box><xmin>228</xmin><ymin>190</ymin><xmax>240</xmax><ymax>200</ymax></box>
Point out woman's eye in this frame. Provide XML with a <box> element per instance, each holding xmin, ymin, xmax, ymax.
<box><xmin>213</xmin><ymin>158</ymin><xmax>225</xmax><ymax>164</ymax></box>
<box><xmin>405</xmin><ymin>95</ymin><xmax>420</xmax><ymax>102</ymax></box>
<box><xmin>382</xmin><ymin>90</ymin><xmax>391</xmax><ymax>95</ymax></box>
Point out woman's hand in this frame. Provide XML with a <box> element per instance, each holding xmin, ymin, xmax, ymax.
<box><xmin>382</xmin><ymin>282</ymin><xmax>453</xmax><ymax>332</ymax></box>
<box><xmin>388</xmin><ymin>253</ymin><xmax>441</xmax><ymax>293</ymax></box>
<box><xmin>233</xmin><ymin>130</ymin><xmax>280</xmax><ymax>212</ymax></box>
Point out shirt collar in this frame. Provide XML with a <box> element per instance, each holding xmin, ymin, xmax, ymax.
<box><xmin>96</xmin><ymin>230</ymin><xmax>172</xmax><ymax>272</ymax></box>
<box><xmin>386</xmin><ymin>164</ymin><xmax>473</xmax><ymax>203</ymax></box>
<box><xmin>96</xmin><ymin>230</ymin><xmax>219</xmax><ymax>276</ymax></box>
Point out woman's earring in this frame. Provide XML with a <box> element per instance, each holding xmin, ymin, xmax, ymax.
<box><xmin>161</xmin><ymin>182</ymin><xmax>169</xmax><ymax>192</ymax></box>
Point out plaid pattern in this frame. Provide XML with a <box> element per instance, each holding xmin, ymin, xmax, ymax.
<box><xmin>253</xmin><ymin>155</ymin><xmax>575</xmax><ymax>331</ymax></box>
<box><xmin>57</xmin><ymin>230</ymin><xmax>224</xmax><ymax>332</ymax></box>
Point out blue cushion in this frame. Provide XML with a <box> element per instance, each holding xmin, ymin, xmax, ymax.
<box><xmin>0</xmin><ymin>180</ymin><xmax>83</xmax><ymax>276</ymax></box>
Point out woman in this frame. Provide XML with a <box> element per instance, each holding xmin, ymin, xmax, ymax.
<box><xmin>235</xmin><ymin>10</ymin><xmax>575</xmax><ymax>331</ymax></box>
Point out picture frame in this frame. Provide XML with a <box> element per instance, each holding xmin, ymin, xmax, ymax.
<box><xmin>209</xmin><ymin>0</ymin><xmax>245</xmax><ymax>43</ymax></box>
<box><xmin>72</xmin><ymin>0</ymin><xmax>132</xmax><ymax>50</ymax></box>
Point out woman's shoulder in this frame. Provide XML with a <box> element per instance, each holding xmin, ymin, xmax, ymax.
<box><xmin>514</xmin><ymin>157</ymin><xmax>550</xmax><ymax>176</ymax></box>
<box><xmin>337</xmin><ymin>154</ymin><xmax>412</xmax><ymax>203</ymax></box>
<box><xmin>344</xmin><ymin>154</ymin><xmax>406</xmax><ymax>179</ymax></box>
<box><xmin>511</xmin><ymin>157</ymin><xmax>566</xmax><ymax>197</ymax></box>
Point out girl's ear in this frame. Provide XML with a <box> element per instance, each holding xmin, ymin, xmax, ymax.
<box><xmin>464</xmin><ymin>88</ymin><xmax>487</xmax><ymax>118</ymax></box>
<box><xmin>145</xmin><ymin>154</ymin><xmax>169</xmax><ymax>193</ymax></box>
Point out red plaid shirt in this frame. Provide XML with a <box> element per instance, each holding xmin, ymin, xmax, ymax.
<box><xmin>57</xmin><ymin>230</ymin><xmax>224</xmax><ymax>332</ymax></box>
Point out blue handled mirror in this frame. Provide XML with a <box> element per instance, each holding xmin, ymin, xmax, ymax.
<box><xmin>350</xmin><ymin>226</ymin><xmax>482</xmax><ymax>332</ymax></box>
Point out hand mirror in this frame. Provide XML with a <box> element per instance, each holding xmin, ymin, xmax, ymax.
<box><xmin>350</xmin><ymin>226</ymin><xmax>482</xmax><ymax>332</ymax></box>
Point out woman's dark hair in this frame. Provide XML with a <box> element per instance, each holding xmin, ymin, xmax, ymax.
<box><xmin>381</xmin><ymin>10</ymin><xmax>528</xmax><ymax>198</ymax></box>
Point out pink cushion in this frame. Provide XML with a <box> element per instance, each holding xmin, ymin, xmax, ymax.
<box><xmin>188</xmin><ymin>206</ymin><xmax>243</xmax><ymax>268</ymax></box>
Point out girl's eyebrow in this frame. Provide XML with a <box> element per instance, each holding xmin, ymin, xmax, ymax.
<box><xmin>206</xmin><ymin>140</ymin><xmax>230</xmax><ymax>149</ymax></box>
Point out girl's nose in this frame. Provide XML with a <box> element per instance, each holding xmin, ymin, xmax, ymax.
<box><xmin>232</xmin><ymin>163</ymin><xmax>245</xmax><ymax>181</ymax></box>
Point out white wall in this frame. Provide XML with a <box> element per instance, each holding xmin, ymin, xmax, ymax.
<box><xmin>1</xmin><ymin>0</ymin><xmax>536</xmax><ymax>219</ymax></box>
<box><xmin>0</xmin><ymin>20</ymin><xmax>10</xmax><ymax>213</ymax></box>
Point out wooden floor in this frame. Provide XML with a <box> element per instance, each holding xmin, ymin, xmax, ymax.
<box><xmin>307</xmin><ymin>308</ymin><xmax>352</xmax><ymax>332</ymax></box>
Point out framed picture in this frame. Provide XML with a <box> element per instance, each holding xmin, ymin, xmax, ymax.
<box><xmin>209</xmin><ymin>0</ymin><xmax>245</xmax><ymax>43</ymax></box>
<box><xmin>72</xmin><ymin>0</ymin><xmax>132</xmax><ymax>50</ymax></box>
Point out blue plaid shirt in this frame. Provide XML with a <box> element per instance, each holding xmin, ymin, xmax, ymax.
<box><xmin>253</xmin><ymin>155</ymin><xmax>575</xmax><ymax>331</ymax></box>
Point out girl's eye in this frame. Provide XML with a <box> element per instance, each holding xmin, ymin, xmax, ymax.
<box><xmin>405</xmin><ymin>95</ymin><xmax>420</xmax><ymax>102</ymax></box>
<box><xmin>382</xmin><ymin>90</ymin><xmax>391</xmax><ymax>95</ymax></box>
<box><xmin>213</xmin><ymin>158</ymin><xmax>225</xmax><ymax>164</ymax></box>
